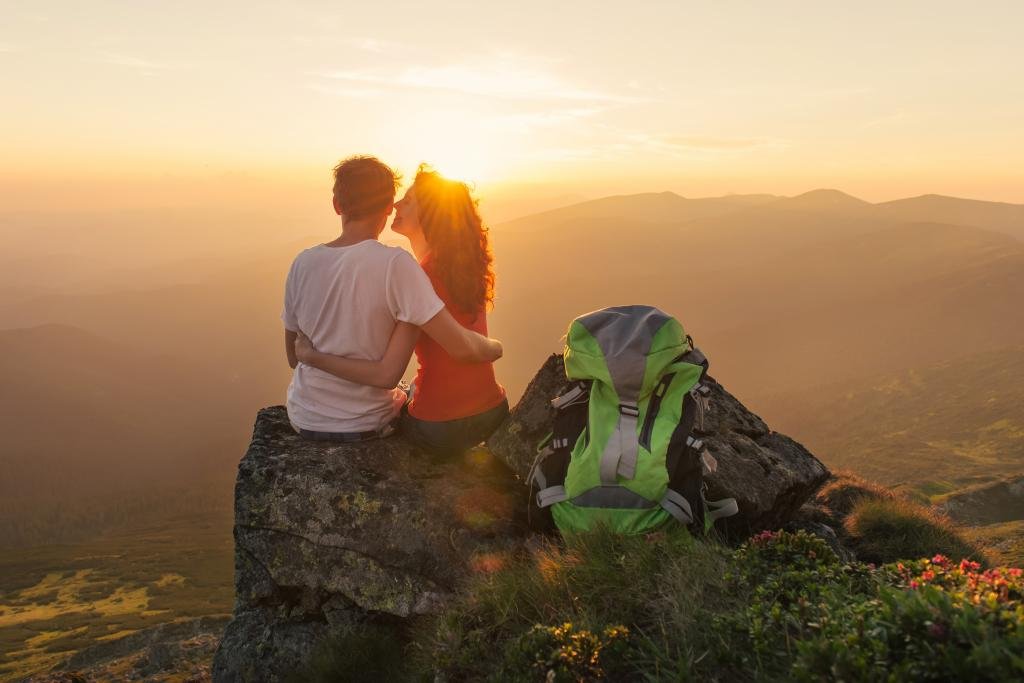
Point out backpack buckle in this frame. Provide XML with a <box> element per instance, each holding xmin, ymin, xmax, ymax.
<box><xmin>619</xmin><ymin>403</ymin><xmax>640</xmax><ymax>417</ymax></box>
<box><xmin>551</xmin><ymin>383</ymin><xmax>587</xmax><ymax>409</ymax></box>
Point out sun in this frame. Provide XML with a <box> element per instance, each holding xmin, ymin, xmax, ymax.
<box><xmin>395</xmin><ymin>109</ymin><xmax>501</xmax><ymax>185</ymax></box>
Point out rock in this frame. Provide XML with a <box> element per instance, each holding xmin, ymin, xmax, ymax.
<box><xmin>487</xmin><ymin>354</ymin><xmax>830</xmax><ymax>535</ymax></box>
<box><xmin>42</xmin><ymin>616</ymin><xmax>228</xmax><ymax>682</ymax></box>
<box><xmin>212</xmin><ymin>406</ymin><xmax>524</xmax><ymax>682</ymax></box>
<box><xmin>938</xmin><ymin>474</ymin><xmax>1024</xmax><ymax>525</ymax></box>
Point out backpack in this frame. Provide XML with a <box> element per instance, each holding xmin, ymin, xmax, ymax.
<box><xmin>529</xmin><ymin>305</ymin><xmax>738</xmax><ymax>535</ymax></box>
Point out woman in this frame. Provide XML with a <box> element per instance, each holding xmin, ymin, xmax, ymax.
<box><xmin>295</xmin><ymin>165</ymin><xmax>508</xmax><ymax>455</ymax></box>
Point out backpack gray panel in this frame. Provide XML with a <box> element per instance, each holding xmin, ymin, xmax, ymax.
<box><xmin>575</xmin><ymin>305</ymin><xmax>672</xmax><ymax>402</ymax></box>
<box><xmin>571</xmin><ymin>485</ymin><xmax>657</xmax><ymax>509</ymax></box>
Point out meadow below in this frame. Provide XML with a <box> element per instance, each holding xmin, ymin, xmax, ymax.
<box><xmin>0</xmin><ymin>511</ymin><xmax>233</xmax><ymax>681</ymax></box>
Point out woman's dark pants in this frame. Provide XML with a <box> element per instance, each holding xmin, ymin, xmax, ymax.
<box><xmin>400</xmin><ymin>398</ymin><xmax>510</xmax><ymax>457</ymax></box>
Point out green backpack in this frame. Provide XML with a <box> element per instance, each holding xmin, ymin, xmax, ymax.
<box><xmin>530</xmin><ymin>306</ymin><xmax>738</xmax><ymax>535</ymax></box>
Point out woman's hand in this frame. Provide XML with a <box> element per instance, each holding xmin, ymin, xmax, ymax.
<box><xmin>294</xmin><ymin>331</ymin><xmax>318</xmax><ymax>365</ymax></box>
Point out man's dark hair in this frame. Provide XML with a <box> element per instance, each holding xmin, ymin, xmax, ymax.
<box><xmin>332</xmin><ymin>156</ymin><xmax>401</xmax><ymax>220</ymax></box>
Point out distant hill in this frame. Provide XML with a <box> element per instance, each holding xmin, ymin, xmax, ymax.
<box><xmin>490</xmin><ymin>192</ymin><xmax>1024</xmax><ymax>404</ymax></box>
<box><xmin>877</xmin><ymin>194</ymin><xmax>1024</xmax><ymax>241</ymax></box>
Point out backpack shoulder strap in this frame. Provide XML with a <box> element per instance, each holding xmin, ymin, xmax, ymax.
<box><xmin>531</xmin><ymin>382</ymin><xmax>589</xmax><ymax>510</ymax></box>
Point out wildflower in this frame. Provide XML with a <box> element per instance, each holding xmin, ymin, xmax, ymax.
<box><xmin>959</xmin><ymin>559</ymin><xmax>981</xmax><ymax>573</ymax></box>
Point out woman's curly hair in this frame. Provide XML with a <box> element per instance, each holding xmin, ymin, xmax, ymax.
<box><xmin>413</xmin><ymin>165</ymin><xmax>495</xmax><ymax>316</ymax></box>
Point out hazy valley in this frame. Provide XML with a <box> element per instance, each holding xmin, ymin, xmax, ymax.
<box><xmin>2</xmin><ymin>187</ymin><xmax>1023</xmax><ymax>678</ymax></box>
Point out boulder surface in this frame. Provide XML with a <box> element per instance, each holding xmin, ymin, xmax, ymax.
<box><xmin>212</xmin><ymin>406</ymin><xmax>523</xmax><ymax>682</ymax></box>
<box><xmin>488</xmin><ymin>354</ymin><xmax>830</xmax><ymax>534</ymax></box>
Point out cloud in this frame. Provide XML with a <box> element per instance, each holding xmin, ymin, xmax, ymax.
<box><xmin>94</xmin><ymin>52</ymin><xmax>176</xmax><ymax>72</ymax></box>
<box><xmin>343</xmin><ymin>38</ymin><xmax>400</xmax><ymax>54</ymax></box>
<box><xmin>489</xmin><ymin>107</ymin><xmax>604</xmax><ymax>132</ymax></box>
<box><xmin>305</xmin><ymin>82</ymin><xmax>387</xmax><ymax>99</ymax></box>
<box><xmin>316</xmin><ymin>59</ymin><xmax>639</xmax><ymax>104</ymax></box>
<box><xmin>657</xmin><ymin>135</ymin><xmax>787</xmax><ymax>151</ymax></box>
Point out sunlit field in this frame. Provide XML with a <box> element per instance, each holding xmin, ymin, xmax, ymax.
<box><xmin>0</xmin><ymin>511</ymin><xmax>232</xmax><ymax>680</ymax></box>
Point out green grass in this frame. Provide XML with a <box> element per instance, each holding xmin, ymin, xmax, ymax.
<box><xmin>417</xmin><ymin>529</ymin><xmax>735</xmax><ymax>680</ymax></box>
<box><xmin>0</xmin><ymin>510</ymin><xmax>233</xmax><ymax>682</ymax></box>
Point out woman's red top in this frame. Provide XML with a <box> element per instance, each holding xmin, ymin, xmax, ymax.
<box><xmin>407</xmin><ymin>258</ymin><xmax>506</xmax><ymax>422</ymax></box>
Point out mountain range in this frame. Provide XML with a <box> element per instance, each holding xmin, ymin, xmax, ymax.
<box><xmin>1</xmin><ymin>189</ymin><xmax>1021</xmax><ymax>544</ymax></box>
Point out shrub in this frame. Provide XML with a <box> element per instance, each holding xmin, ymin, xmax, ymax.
<box><xmin>814</xmin><ymin>471</ymin><xmax>896</xmax><ymax>522</ymax></box>
<box><xmin>500</xmin><ymin>623</ymin><xmax>632</xmax><ymax>682</ymax></box>
<box><xmin>845</xmin><ymin>497</ymin><xmax>985</xmax><ymax>564</ymax></box>
<box><xmin>794</xmin><ymin>555</ymin><xmax>1024</xmax><ymax>681</ymax></box>
<box><xmin>713</xmin><ymin>530</ymin><xmax>879</xmax><ymax>677</ymax></box>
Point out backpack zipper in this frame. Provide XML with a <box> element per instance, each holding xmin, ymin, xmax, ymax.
<box><xmin>639</xmin><ymin>373</ymin><xmax>674</xmax><ymax>451</ymax></box>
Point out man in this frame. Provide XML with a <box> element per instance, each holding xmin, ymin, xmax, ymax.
<box><xmin>281</xmin><ymin>155</ymin><xmax>502</xmax><ymax>440</ymax></box>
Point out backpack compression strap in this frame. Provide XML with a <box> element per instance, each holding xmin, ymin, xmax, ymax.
<box><xmin>600</xmin><ymin>403</ymin><xmax>641</xmax><ymax>483</ymax></box>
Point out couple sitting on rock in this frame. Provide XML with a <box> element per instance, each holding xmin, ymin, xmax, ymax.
<box><xmin>282</xmin><ymin>155</ymin><xmax>508</xmax><ymax>456</ymax></box>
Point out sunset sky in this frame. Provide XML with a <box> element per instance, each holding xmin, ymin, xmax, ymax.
<box><xmin>3</xmin><ymin>1</ymin><xmax>1023</xmax><ymax>215</ymax></box>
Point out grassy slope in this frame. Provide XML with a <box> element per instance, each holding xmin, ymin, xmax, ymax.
<box><xmin>0</xmin><ymin>511</ymin><xmax>233</xmax><ymax>682</ymax></box>
<box><xmin>772</xmin><ymin>345</ymin><xmax>1024</xmax><ymax>492</ymax></box>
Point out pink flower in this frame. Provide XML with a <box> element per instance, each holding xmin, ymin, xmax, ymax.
<box><xmin>959</xmin><ymin>559</ymin><xmax>981</xmax><ymax>573</ymax></box>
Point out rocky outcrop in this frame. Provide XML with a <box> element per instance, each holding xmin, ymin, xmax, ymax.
<box><xmin>215</xmin><ymin>356</ymin><xmax>829</xmax><ymax>679</ymax></box>
<box><xmin>38</xmin><ymin>616</ymin><xmax>229</xmax><ymax>683</ymax></box>
<box><xmin>938</xmin><ymin>475</ymin><xmax>1024</xmax><ymax>525</ymax></box>
<box><xmin>211</xmin><ymin>406</ymin><xmax>524</xmax><ymax>682</ymax></box>
<box><xmin>488</xmin><ymin>354</ymin><xmax>830</xmax><ymax>534</ymax></box>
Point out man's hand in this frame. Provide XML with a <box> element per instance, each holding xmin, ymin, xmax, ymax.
<box><xmin>295</xmin><ymin>331</ymin><xmax>317</xmax><ymax>365</ymax></box>
<box><xmin>484</xmin><ymin>338</ymin><xmax>503</xmax><ymax>362</ymax></box>
<box><xmin>285</xmin><ymin>329</ymin><xmax>298</xmax><ymax>369</ymax></box>
<box><xmin>420</xmin><ymin>308</ymin><xmax>505</xmax><ymax>364</ymax></box>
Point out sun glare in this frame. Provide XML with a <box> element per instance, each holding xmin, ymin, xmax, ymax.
<box><xmin>395</xmin><ymin>110</ymin><xmax>501</xmax><ymax>185</ymax></box>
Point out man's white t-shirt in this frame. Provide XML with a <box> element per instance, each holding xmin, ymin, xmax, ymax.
<box><xmin>281</xmin><ymin>240</ymin><xmax>444</xmax><ymax>432</ymax></box>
